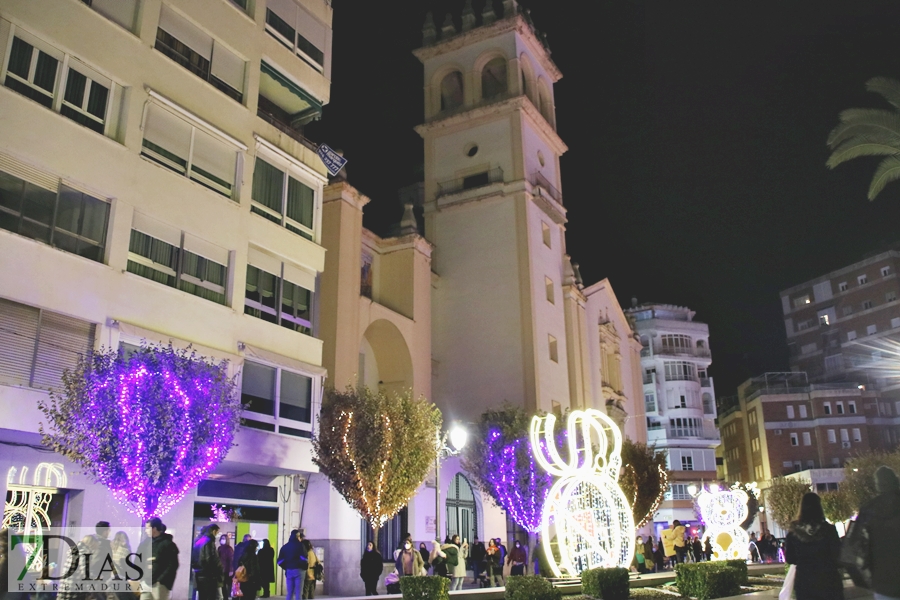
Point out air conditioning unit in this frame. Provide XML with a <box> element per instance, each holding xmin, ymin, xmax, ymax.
<box><xmin>774</xmin><ymin>429</ymin><xmax>783</xmax><ymax>435</ymax></box>
<box><xmin>841</xmin><ymin>441</ymin><xmax>851</xmax><ymax>449</ymax></box>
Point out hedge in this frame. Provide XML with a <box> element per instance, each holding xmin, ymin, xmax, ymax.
<box><xmin>581</xmin><ymin>567</ymin><xmax>630</xmax><ymax>600</ymax></box>
<box><xmin>675</xmin><ymin>563</ymin><xmax>742</xmax><ymax>600</ymax></box>
<box><xmin>400</xmin><ymin>576</ymin><xmax>449</xmax><ymax>600</ymax></box>
<box><xmin>505</xmin><ymin>575</ymin><xmax>561</xmax><ymax>600</ymax></box>
<box><xmin>722</xmin><ymin>559</ymin><xmax>748</xmax><ymax>585</ymax></box>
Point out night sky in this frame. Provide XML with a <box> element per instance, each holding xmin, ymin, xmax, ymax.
<box><xmin>306</xmin><ymin>1</ymin><xmax>900</xmax><ymax>398</ymax></box>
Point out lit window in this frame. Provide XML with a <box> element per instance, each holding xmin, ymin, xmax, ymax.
<box><xmin>839</xmin><ymin>282</ymin><xmax>848</xmax><ymax>292</ymax></box>
<box><xmin>548</xmin><ymin>335</ymin><xmax>558</xmax><ymax>363</ymax></box>
<box><xmin>819</xmin><ymin>314</ymin><xmax>830</xmax><ymax>325</ymax></box>
<box><xmin>251</xmin><ymin>155</ymin><xmax>318</xmax><ymax>241</ymax></box>
<box><xmin>859</xmin><ymin>275</ymin><xmax>868</xmax><ymax>285</ymax></box>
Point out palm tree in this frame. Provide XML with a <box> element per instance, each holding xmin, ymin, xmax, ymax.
<box><xmin>827</xmin><ymin>77</ymin><xmax>900</xmax><ymax>200</ymax></box>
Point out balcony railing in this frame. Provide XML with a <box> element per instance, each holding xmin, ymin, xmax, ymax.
<box><xmin>437</xmin><ymin>167</ymin><xmax>504</xmax><ymax>197</ymax></box>
<box><xmin>256</xmin><ymin>99</ymin><xmax>318</xmax><ymax>152</ymax></box>
<box><xmin>531</xmin><ymin>171</ymin><xmax>563</xmax><ymax>205</ymax></box>
<box><xmin>653</xmin><ymin>345</ymin><xmax>711</xmax><ymax>358</ymax></box>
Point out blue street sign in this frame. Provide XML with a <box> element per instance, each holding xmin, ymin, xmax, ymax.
<box><xmin>316</xmin><ymin>143</ymin><xmax>348</xmax><ymax>177</ymax></box>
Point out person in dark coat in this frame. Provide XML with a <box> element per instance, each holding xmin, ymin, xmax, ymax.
<box><xmin>360</xmin><ymin>542</ymin><xmax>383</xmax><ymax>596</ymax></box>
<box><xmin>856</xmin><ymin>465</ymin><xmax>900</xmax><ymax>600</ymax></box>
<box><xmin>232</xmin><ymin>534</ymin><xmax>252</xmax><ymax>575</ymax></box>
<box><xmin>785</xmin><ymin>492</ymin><xmax>843</xmax><ymax>600</ymax></box>
<box><xmin>192</xmin><ymin>525</ymin><xmax>223</xmax><ymax>600</ymax></box>
<box><xmin>138</xmin><ymin>517</ymin><xmax>179</xmax><ymax>600</ymax></box>
<box><xmin>469</xmin><ymin>537</ymin><xmax>486</xmax><ymax>584</ymax></box>
<box><xmin>418</xmin><ymin>543</ymin><xmax>430</xmax><ymax>574</ymax></box>
<box><xmin>277</xmin><ymin>530</ymin><xmax>307</xmax><ymax>600</ymax></box>
<box><xmin>218</xmin><ymin>535</ymin><xmax>234</xmax><ymax>600</ymax></box>
<box><xmin>238</xmin><ymin>540</ymin><xmax>260</xmax><ymax>600</ymax></box>
<box><xmin>257</xmin><ymin>539</ymin><xmax>275</xmax><ymax>598</ymax></box>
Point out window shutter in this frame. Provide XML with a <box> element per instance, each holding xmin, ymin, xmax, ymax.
<box><xmin>267</xmin><ymin>0</ymin><xmax>298</xmax><ymax>28</ymax></box>
<box><xmin>247</xmin><ymin>247</ymin><xmax>282</xmax><ymax>276</ymax></box>
<box><xmin>31</xmin><ymin>311</ymin><xmax>95</xmax><ymax>390</ymax></box>
<box><xmin>143</xmin><ymin>103</ymin><xmax>192</xmax><ymax>167</ymax></box>
<box><xmin>190</xmin><ymin>128</ymin><xmax>236</xmax><ymax>191</ymax></box>
<box><xmin>294</xmin><ymin>5</ymin><xmax>326</xmax><ymax>57</ymax></box>
<box><xmin>89</xmin><ymin>0</ymin><xmax>139</xmax><ymax>31</ymax></box>
<box><xmin>132</xmin><ymin>212</ymin><xmax>181</xmax><ymax>247</ymax></box>
<box><xmin>0</xmin><ymin>152</ymin><xmax>58</xmax><ymax>192</ymax></box>
<box><xmin>158</xmin><ymin>5</ymin><xmax>213</xmax><ymax>60</ymax></box>
<box><xmin>282</xmin><ymin>262</ymin><xmax>315</xmax><ymax>292</ymax></box>
<box><xmin>211</xmin><ymin>43</ymin><xmax>245</xmax><ymax>93</ymax></box>
<box><xmin>0</xmin><ymin>298</ymin><xmax>40</xmax><ymax>386</ymax></box>
<box><xmin>183</xmin><ymin>233</ymin><xmax>229</xmax><ymax>267</ymax></box>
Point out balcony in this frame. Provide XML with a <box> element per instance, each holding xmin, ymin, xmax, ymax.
<box><xmin>654</xmin><ymin>345</ymin><xmax>711</xmax><ymax>358</ymax></box>
<box><xmin>531</xmin><ymin>171</ymin><xmax>563</xmax><ymax>205</ymax></box>
<box><xmin>437</xmin><ymin>167</ymin><xmax>504</xmax><ymax>197</ymax></box>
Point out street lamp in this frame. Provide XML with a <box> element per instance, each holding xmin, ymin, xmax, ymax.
<box><xmin>435</xmin><ymin>423</ymin><xmax>467</xmax><ymax>542</ymax></box>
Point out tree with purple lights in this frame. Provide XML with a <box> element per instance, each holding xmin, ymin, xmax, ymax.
<box><xmin>38</xmin><ymin>343</ymin><xmax>242</xmax><ymax>520</ymax></box>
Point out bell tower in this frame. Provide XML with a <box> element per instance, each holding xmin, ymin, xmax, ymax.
<box><xmin>414</xmin><ymin>0</ymin><xmax>572</xmax><ymax>419</ymax></box>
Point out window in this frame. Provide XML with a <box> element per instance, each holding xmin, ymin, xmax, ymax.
<box><xmin>839</xmin><ymin>281</ymin><xmax>848</xmax><ymax>292</ymax></box>
<box><xmin>827</xmin><ymin>429</ymin><xmax>836</xmax><ymax>443</ymax></box>
<box><xmin>126</xmin><ymin>214</ymin><xmax>229</xmax><ymax>305</ymax></box>
<box><xmin>807</xmin><ymin>460</ymin><xmax>815</xmax><ymax>469</ymax></box>
<box><xmin>541</xmin><ymin>221</ymin><xmax>551</xmax><ymax>247</ymax></box>
<box><xmin>439</xmin><ymin>71</ymin><xmax>464</xmax><ymax>111</ymax></box>
<box><xmin>670</xmin><ymin>418</ymin><xmax>702</xmax><ymax>437</ymax></box>
<box><xmin>481</xmin><ymin>57</ymin><xmax>508</xmax><ymax>100</ymax></box>
<box><xmin>0</xmin><ymin>167</ymin><xmax>109</xmax><ymax>262</ymax></box>
<box><xmin>265</xmin><ymin>0</ymin><xmax>327</xmax><ymax>71</ymax></box>
<box><xmin>863</xmin><ymin>300</ymin><xmax>874</xmax><ymax>310</ymax></box>
<box><xmin>751</xmin><ymin>437</ymin><xmax>760</xmax><ymax>452</ymax></box>
<box><xmin>797</xmin><ymin>320</ymin><xmax>812</xmax><ymax>331</ymax></box>
<box><xmin>545</xmin><ymin>277</ymin><xmax>554</xmax><ymax>303</ymax></box>
<box><xmin>787</xmin><ymin>405</ymin><xmax>795</xmax><ymax>419</ymax></box>
<box><xmin>664</xmin><ymin>361</ymin><xmax>696</xmax><ymax>381</ymax></box>
<box><xmin>802</xmin><ymin>432</ymin><xmax>811</xmax><ymax>446</ymax></box>
<box><xmin>840</xmin><ymin>429</ymin><xmax>849</xmax><ymax>443</ymax></box>
<box><xmin>836</xmin><ymin>402</ymin><xmax>844</xmax><ymax>415</ymax></box>
<box><xmin>882</xmin><ymin>266</ymin><xmax>891</xmax><ymax>277</ymax></box>
<box><xmin>859</xmin><ymin>275</ymin><xmax>868</xmax><ymax>285</ymax></box>
<box><xmin>240</xmin><ymin>359</ymin><xmax>316</xmax><ymax>437</ymax></box>
<box><xmin>548</xmin><ymin>335</ymin><xmax>558</xmax><ymax>363</ymax></box>
<box><xmin>644</xmin><ymin>393</ymin><xmax>656</xmax><ymax>413</ymax></box>
<box><xmin>244</xmin><ymin>249</ymin><xmax>315</xmax><ymax>335</ymax></box>
<box><xmin>867</xmin><ymin>324</ymin><xmax>877</xmax><ymax>336</ymax></box>
<box><xmin>3</xmin><ymin>30</ymin><xmax>115</xmax><ymax>135</ymax></box>
<box><xmin>888</xmin><ymin>291</ymin><xmax>898</xmax><ymax>303</ymax></box>
<box><xmin>755</xmin><ymin>465</ymin><xmax>764</xmax><ymax>479</ymax></box>
<box><xmin>819</xmin><ymin>314</ymin><xmax>830</xmax><ymax>326</ymax></box>
<box><xmin>847</xmin><ymin>330</ymin><xmax>857</xmax><ymax>341</ymax></box>
<box><xmin>661</xmin><ymin>334</ymin><xmax>692</xmax><ymax>353</ymax></box>
<box><xmin>141</xmin><ymin>101</ymin><xmax>240</xmax><ymax>199</ymax></box>
<box><xmin>790</xmin><ymin>433</ymin><xmax>799</xmax><ymax>446</ymax></box>
<box><xmin>843</xmin><ymin>305</ymin><xmax>853</xmax><ymax>316</ymax></box>
<box><xmin>749</xmin><ymin>410</ymin><xmax>757</xmax><ymax>425</ymax></box>
<box><xmin>647</xmin><ymin>419</ymin><xmax>662</xmax><ymax>430</ymax></box>
<box><xmin>702</xmin><ymin>393</ymin><xmax>714</xmax><ymax>414</ymax></box>
<box><xmin>670</xmin><ymin>484</ymin><xmax>692</xmax><ymax>500</ymax></box>
<box><xmin>849</xmin><ymin>401</ymin><xmax>857</xmax><ymax>414</ymax></box>
<box><xmin>801</xmin><ymin>342</ymin><xmax>817</xmax><ymax>354</ymax></box>
<box><xmin>793</xmin><ymin>294</ymin><xmax>811</xmax><ymax>308</ymax></box>
<box><xmin>81</xmin><ymin>0</ymin><xmax>139</xmax><ymax>31</ymax></box>
<box><xmin>251</xmin><ymin>156</ymin><xmax>317</xmax><ymax>240</ymax></box>
<box><xmin>681</xmin><ymin>456</ymin><xmax>694</xmax><ymax>471</ymax></box>
<box><xmin>0</xmin><ymin>298</ymin><xmax>96</xmax><ymax>390</ymax></box>
<box><xmin>824</xmin><ymin>402</ymin><xmax>832</xmax><ymax>415</ymax></box>
<box><xmin>852</xmin><ymin>428</ymin><xmax>861</xmax><ymax>442</ymax></box>
<box><xmin>155</xmin><ymin>6</ymin><xmax>245</xmax><ymax>102</ymax></box>
<box><xmin>893</xmin><ymin>318</ymin><xmax>900</xmax><ymax>329</ymax></box>
<box><xmin>799</xmin><ymin>405</ymin><xmax>808</xmax><ymax>418</ymax></box>
<box><xmin>679</xmin><ymin>394</ymin><xmax>687</xmax><ymax>409</ymax></box>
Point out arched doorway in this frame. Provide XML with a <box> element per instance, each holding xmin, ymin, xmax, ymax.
<box><xmin>446</xmin><ymin>473</ymin><xmax>478</xmax><ymax>543</ymax></box>
<box><xmin>359</xmin><ymin>319</ymin><xmax>414</xmax><ymax>395</ymax></box>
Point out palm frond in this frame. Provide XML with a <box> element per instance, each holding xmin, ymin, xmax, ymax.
<box><xmin>827</xmin><ymin>139</ymin><xmax>900</xmax><ymax>169</ymax></box>
<box><xmin>866</xmin><ymin>77</ymin><xmax>900</xmax><ymax>112</ymax></box>
<box><xmin>827</xmin><ymin>109</ymin><xmax>900</xmax><ymax>147</ymax></box>
<box><xmin>868</xmin><ymin>155</ymin><xmax>900</xmax><ymax>200</ymax></box>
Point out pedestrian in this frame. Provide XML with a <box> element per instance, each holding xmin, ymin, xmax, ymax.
<box><xmin>692</xmin><ymin>537</ymin><xmax>703</xmax><ymax>563</ymax></box>
<box><xmin>532</xmin><ymin>536</ymin><xmax>542</xmax><ymax>577</ymax></box>
<box><xmin>302</xmin><ymin>539</ymin><xmax>319</xmax><ymax>599</ymax></box>
<box><xmin>855</xmin><ymin>465</ymin><xmax>900</xmax><ymax>600</ymax></box>
<box><xmin>470</xmin><ymin>537</ymin><xmax>486</xmax><ymax>585</ymax></box>
<box><xmin>218</xmin><ymin>535</ymin><xmax>234</xmax><ymax>600</ymax></box>
<box><xmin>633</xmin><ymin>536</ymin><xmax>647</xmax><ymax>573</ymax></box>
<box><xmin>257</xmin><ymin>539</ymin><xmax>275</xmax><ymax>598</ymax></box>
<box><xmin>418</xmin><ymin>542</ymin><xmax>431</xmax><ymax>574</ymax></box>
<box><xmin>496</xmin><ymin>538</ymin><xmax>507</xmax><ymax>585</ymax></box>
<box><xmin>505</xmin><ymin>539</ymin><xmax>526</xmax><ymax>576</ymax></box>
<box><xmin>643</xmin><ymin>536</ymin><xmax>655</xmax><ymax>573</ymax></box>
<box><xmin>111</xmin><ymin>530</ymin><xmax>134</xmax><ymax>600</ymax></box>
<box><xmin>439</xmin><ymin>537</ymin><xmax>459</xmax><ymax>585</ymax></box>
<box><xmin>653</xmin><ymin>538</ymin><xmax>665</xmax><ymax>571</ymax></box>
<box><xmin>785</xmin><ymin>492</ymin><xmax>843</xmax><ymax>600</ymax></box>
<box><xmin>237</xmin><ymin>540</ymin><xmax>260</xmax><ymax>600</ymax></box>
<box><xmin>662</xmin><ymin>520</ymin><xmax>685</xmax><ymax>565</ymax></box>
<box><xmin>484</xmin><ymin>539</ymin><xmax>501</xmax><ymax>587</ymax></box>
<box><xmin>704</xmin><ymin>536</ymin><xmax>712</xmax><ymax>561</ymax></box>
<box><xmin>360</xmin><ymin>542</ymin><xmax>383</xmax><ymax>596</ymax></box>
<box><xmin>449</xmin><ymin>535</ymin><xmax>469</xmax><ymax>590</ymax></box>
<box><xmin>92</xmin><ymin>521</ymin><xmax>113</xmax><ymax>591</ymax></box>
<box><xmin>429</xmin><ymin>539</ymin><xmax>447</xmax><ymax>578</ymax></box>
<box><xmin>233</xmin><ymin>534</ymin><xmax>253</xmax><ymax>573</ymax></box>
<box><xmin>276</xmin><ymin>530</ymin><xmax>307</xmax><ymax>600</ymax></box>
<box><xmin>58</xmin><ymin>534</ymin><xmax>99</xmax><ymax>600</ymax></box>
<box><xmin>139</xmin><ymin>518</ymin><xmax>179</xmax><ymax>600</ymax></box>
<box><xmin>192</xmin><ymin>524</ymin><xmax>224</xmax><ymax>600</ymax></box>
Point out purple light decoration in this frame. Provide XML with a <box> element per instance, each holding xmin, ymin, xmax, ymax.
<box><xmin>50</xmin><ymin>344</ymin><xmax>242</xmax><ymax>521</ymax></box>
<box><xmin>484</xmin><ymin>428</ymin><xmax>552</xmax><ymax>533</ymax></box>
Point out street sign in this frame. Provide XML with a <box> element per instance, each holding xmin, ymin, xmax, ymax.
<box><xmin>315</xmin><ymin>143</ymin><xmax>347</xmax><ymax>177</ymax></box>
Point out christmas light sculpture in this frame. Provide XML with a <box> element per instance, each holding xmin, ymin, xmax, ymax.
<box><xmin>483</xmin><ymin>430</ymin><xmax>551</xmax><ymax>533</ymax></box>
<box><xmin>697</xmin><ymin>486</ymin><xmax>750</xmax><ymax>560</ymax></box>
<box><xmin>530</xmin><ymin>409</ymin><xmax>635</xmax><ymax>577</ymax></box>
<box><xmin>38</xmin><ymin>344</ymin><xmax>242</xmax><ymax>520</ymax></box>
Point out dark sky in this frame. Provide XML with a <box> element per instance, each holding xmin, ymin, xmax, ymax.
<box><xmin>307</xmin><ymin>0</ymin><xmax>900</xmax><ymax>398</ymax></box>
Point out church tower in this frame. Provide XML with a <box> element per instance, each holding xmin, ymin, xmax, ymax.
<box><xmin>414</xmin><ymin>0</ymin><xmax>572</xmax><ymax>419</ymax></box>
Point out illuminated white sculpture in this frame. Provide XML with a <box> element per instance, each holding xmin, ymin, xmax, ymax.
<box><xmin>698</xmin><ymin>486</ymin><xmax>749</xmax><ymax>560</ymax></box>
<box><xmin>530</xmin><ymin>409</ymin><xmax>635</xmax><ymax>576</ymax></box>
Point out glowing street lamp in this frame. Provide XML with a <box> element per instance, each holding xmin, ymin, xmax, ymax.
<box><xmin>435</xmin><ymin>423</ymin><xmax>468</xmax><ymax>540</ymax></box>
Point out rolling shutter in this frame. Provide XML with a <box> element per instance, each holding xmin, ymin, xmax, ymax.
<box><xmin>0</xmin><ymin>298</ymin><xmax>40</xmax><ymax>386</ymax></box>
<box><xmin>31</xmin><ymin>311</ymin><xmax>95</xmax><ymax>390</ymax></box>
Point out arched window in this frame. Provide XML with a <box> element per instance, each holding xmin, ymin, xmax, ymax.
<box><xmin>481</xmin><ymin>57</ymin><xmax>507</xmax><ymax>100</ymax></box>
<box><xmin>538</xmin><ymin>82</ymin><xmax>553</xmax><ymax>125</ymax></box>
<box><xmin>446</xmin><ymin>473</ymin><xmax>477</xmax><ymax>543</ymax></box>
<box><xmin>440</xmin><ymin>71</ymin><xmax>464</xmax><ymax>111</ymax></box>
<box><xmin>520</xmin><ymin>68</ymin><xmax>530</xmax><ymax>100</ymax></box>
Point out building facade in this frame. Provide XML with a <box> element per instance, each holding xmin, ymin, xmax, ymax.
<box><xmin>625</xmin><ymin>303</ymin><xmax>719</xmax><ymax>532</ymax></box>
<box><xmin>0</xmin><ymin>0</ymin><xmax>335</xmax><ymax>597</ymax></box>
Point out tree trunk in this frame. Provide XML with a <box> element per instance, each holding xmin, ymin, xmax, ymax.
<box><xmin>371</xmin><ymin>522</ymin><xmax>380</xmax><ymax>548</ymax></box>
<box><xmin>527</xmin><ymin>531</ymin><xmax>538</xmax><ymax>576</ymax></box>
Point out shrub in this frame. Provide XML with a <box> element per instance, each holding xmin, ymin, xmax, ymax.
<box><xmin>581</xmin><ymin>567</ymin><xmax>630</xmax><ymax>600</ymax></box>
<box><xmin>722</xmin><ymin>559</ymin><xmax>748</xmax><ymax>585</ymax></box>
<box><xmin>505</xmin><ymin>575</ymin><xmax>562</xmax><ymax>600</ymax></box>
<box><xmin>400</xmin><ymin>576</ymin><xmax>449</xmax><ymax>600</ymax></box>
<box><xmin>676</xmin><ymin>563</ymin><xmax>742</xmax><ymax>600</ymax></box>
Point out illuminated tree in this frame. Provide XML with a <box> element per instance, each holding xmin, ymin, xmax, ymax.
<box><xmin>764</xmin><ymin>477</ymin><xmax>810</xmax><ymax>530</ymax></box>
<box><xmin>38</xmin><ymin>344</ymin><xmax>242</xmax><ymax>520</ymax></box>
<box><xmin>619</xmin><ymin>440</ymin><xmax>669</xmax><ymax>528</ymax></box>
<box><xmin>826</xmin><ymin>77</ymin><xmax>900</xmax><ymax>200</ymax></box>
<box><xmin>312</xmin><ymin>387</ymin><xmax>441</xmax><ymax>545</ymax></box>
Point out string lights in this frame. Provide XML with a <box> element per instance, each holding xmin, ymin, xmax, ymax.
<box><xmin>530</xmin><ymin>409</ymin><xmax>635</xmax><ymax>577</ymax></box>
<box><xmin>341</xmin><ymin>409</ymin><xmax>397</xmax><ymax>529</ymax></box>
<box><xmin>483</xmin><ymin>430</ymin><xmax>551</xmax><ymax>533</ymax></box>
<box><xmin>697</xmin><ymin>486</ymin><xmax>750</xmax><ymax>560</ymax></box>
<box><xmin>634</xmin><ymin>464</ymin><xmax>668</xmax><ymax>529</ymax></box>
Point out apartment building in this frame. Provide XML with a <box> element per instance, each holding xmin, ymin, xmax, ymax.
<box><xmin>781</xmin><ymin>249</ymin><xmax>900</xmax><ymax>384</ymax></box>
<box><xmin>0</xmin><ymin>0</ymin><xmax>336</xmax><ymax>596</ymax></box>
<box><xmin>625</xmin><ymin>303</ymin><xmax>719</xmax><ymax>533</ymax></box>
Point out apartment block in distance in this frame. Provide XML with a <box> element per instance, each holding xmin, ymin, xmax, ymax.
<box><xmin>0</xmin><ymin>0</ymin><xmax>351</xmax><ymax>596</ymax></box>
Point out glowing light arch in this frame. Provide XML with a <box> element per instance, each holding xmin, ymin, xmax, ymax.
<box><xmin>530</xmin><ymin>409</ymin><xmax>635</xmax><ymax>577</ymax></box>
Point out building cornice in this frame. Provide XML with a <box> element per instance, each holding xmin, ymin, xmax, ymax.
<box><xmin>323</xmin><ymin>181</ymin><xmax>371</xmax><ymax>211</ymax></box>
<box><xmin>362</xmin><ymin>228</ymin><xmax>434</xmax><ymax>258</ymax></box>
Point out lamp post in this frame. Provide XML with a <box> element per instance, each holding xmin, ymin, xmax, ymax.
<box><xmin>435</xmin><ymin>423</ymin><xmax>468</xmax><ymax>542</ymax></box>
